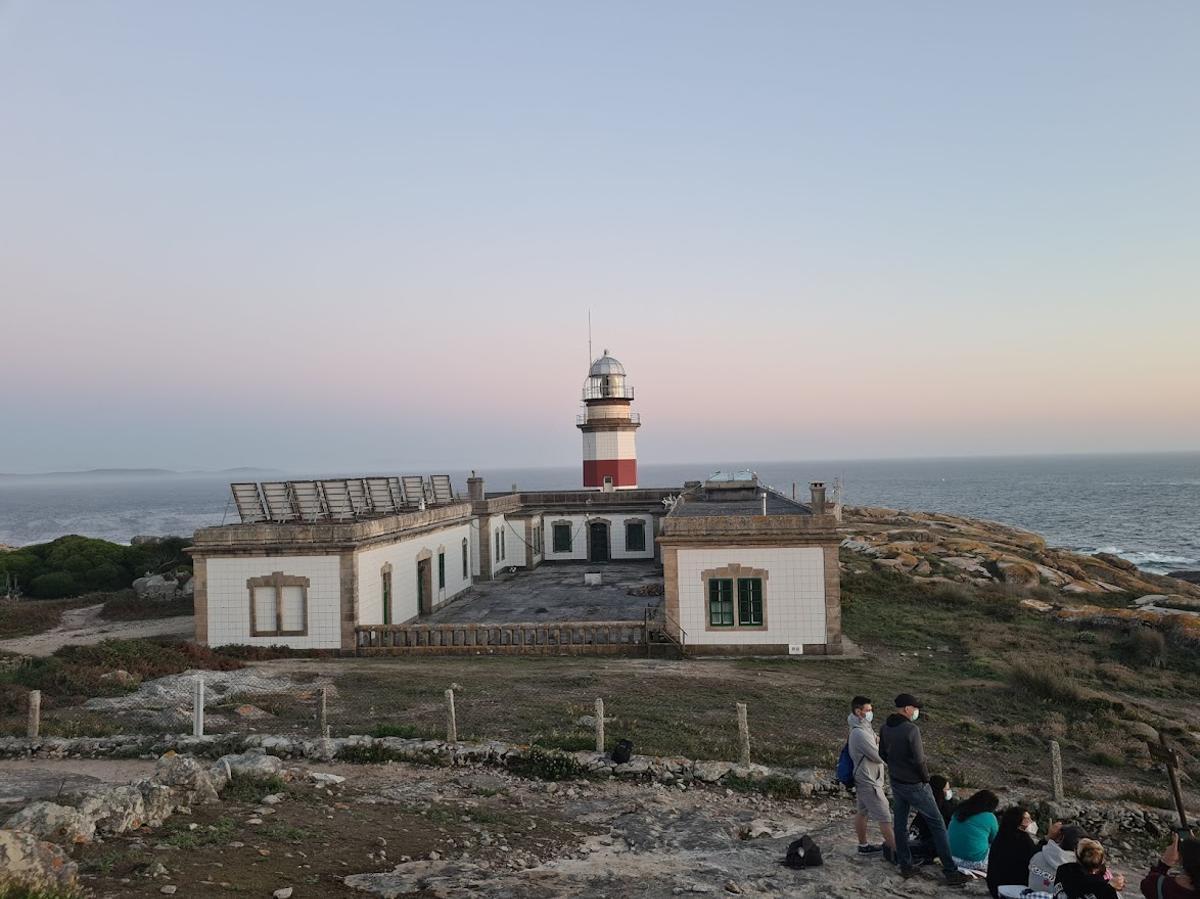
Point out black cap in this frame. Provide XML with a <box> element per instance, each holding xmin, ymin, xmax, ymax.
<box><xmin>894</xmin><ymin>693</ymin><xmax>921</xmax><ymax>708</ymax></box>
<box><xmin>1059</xmin><ymin>825</ymin><xmax>1087</xmax><ymax>852</ymax></box>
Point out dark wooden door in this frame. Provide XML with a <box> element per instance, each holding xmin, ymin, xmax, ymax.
<box><xmin>417</xmin><ymin>559</ymin><xmax>433</xmax><ymax>615</ymax></box>
<box><xmin>588</xmin><ymin>522</ymin><xmax>610</xmax><ymax>562</ymax></box>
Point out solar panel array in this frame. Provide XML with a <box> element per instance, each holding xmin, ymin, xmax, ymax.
<box><xmin>230</xmin><ymin>475</ymin><xmax>458</xmax><ymax>524</ymax></box>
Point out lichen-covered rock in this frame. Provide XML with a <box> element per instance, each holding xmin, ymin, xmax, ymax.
<box><xmin>3</xmin><ymin>801</ymin><xmax>95</xmax><ymax>845</ymax></box>
<box><xmin>76</xmin><ymin>784</ymin><xmax>147</xmax><ymax>834</ymax></box>
<box><xmin>210</xmin><ymin>751</ymin><xmax>284</xmax><ymax>789</ymax></box>
<box><xmin>693</xmin><ymin>760</ymin><xmax>733</xmax><ymax>783</ymax></box>
<box><xmin>0</xmin><ymin>828</ymin><xmax>78</xmax><ymax>890</ymax></box>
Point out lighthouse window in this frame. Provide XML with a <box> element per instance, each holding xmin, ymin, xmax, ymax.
<box><xmin>553</xmin><ymin>523</ymin><xmax>572</xmax><ymax>553</ymax></box>
<box><xmin>625</xmin><ymin>521</ymin><xmax>646</xmax><ymax>552</ymax></box>
<box><xmin>737</xmin><ymin>578</ymin><xmax>764</xmax><ymax>626</ymax></box>
<box><xmin>708</xmin><ymin>579</ymin><xmax>734</xmax><ymax>626</ymax></box>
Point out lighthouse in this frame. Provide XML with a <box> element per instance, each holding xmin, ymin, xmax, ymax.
<box><xmin>577</xmin><ymin>350</ymin><xmax>640</xmax><ymax>489</ymax></box>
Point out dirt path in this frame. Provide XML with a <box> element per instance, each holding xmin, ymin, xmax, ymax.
<box><xmin>0</xmin><ymin>757</ymin><xmax>157</xmax><ymax>808</ymax></box>
<box><xmin>0</xmin><ymin>604</ymin><xmax>194</xmax><ymax>656</ymax></box>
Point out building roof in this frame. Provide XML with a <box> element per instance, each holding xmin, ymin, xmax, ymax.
<box><xmin>668</xmin><ymin>489</ymin><xmax>812</xmax><ymax>518</ymax></box>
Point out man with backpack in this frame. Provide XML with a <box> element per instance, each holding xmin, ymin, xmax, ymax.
<box><xmin>847</xmin><ymin>695</ymin><xmax>897</xmax><ymax>857</ymax></box>
<box><xmin>879</xmin><ymin>693</ymin><xmax>970</xmax><ymax>887</ymax></box>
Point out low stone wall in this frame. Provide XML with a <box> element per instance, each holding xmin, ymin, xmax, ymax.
<box><xmin>0</xmin><ymin>732</ymin><xmax>838</xmax><ymax>795</ymax></box>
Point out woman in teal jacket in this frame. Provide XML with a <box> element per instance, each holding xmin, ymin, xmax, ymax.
<box><xmin>947</xmin><ymin>790</ymin><xmax>1000</xmax><ymax>872</ymax></box>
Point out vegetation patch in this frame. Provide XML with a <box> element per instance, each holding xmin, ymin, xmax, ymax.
<box><xmin>0</xmin><ymin>597</ymin><xmax>95</xmax><ymax>639</ymax></box>
<box><xmin>0</xmin><ymin>535</ymin><xmax>192</xmax><ymax>599</ymax></box>
<box><xmin>221</xmin><ymin>774</ymin><xmax>287</xmax><ymax>804</ymax></box>
<box><xmin>509</xmin><ymin>745</ymin><xmax>589</xmax><ymax>781</ymax></box>
<box><xmin>723</xmin><ymin>773</ymin><xmax>810</xmax><ymax>801</ymax></box>
<box><xmin>100</xmin><ymin>591</ymin><xmax>194</xmax><ymax>620</ymax></box>
<box><xmin>339</xmin><ymin>743</ymin><xmax>408</xmax><ymax>765</ymax></box>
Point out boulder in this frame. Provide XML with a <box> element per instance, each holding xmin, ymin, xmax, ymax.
<box><xmin>76</xmin><ymin>784</ymin><xmax>147</xmax><ymax>835</ymax></box>
<box><xmin>154</xmin><ymin>753</ymin><xmax>208</xmax><ymax>790</ymax></box>
<box><xmin>1094</xmin><ymin>552</ymin><xmax>1138</xmax><ymax>572</ymax></box>
<box><xmin>693</xmin><ymin>761</ymin><xmax>733</xmax><ymax>783</ymax></box>
<box><xmin>210</xmin><ymin>752</ymin><xmax>283</xmax><ymax>790</ymax></box>
<box><xmin>3</xmin><ymin>801</ymin><xmax>95</xmax><ymax>845</ymax></box>
<box><xmin>0</xmin><ymin>829</ymin><xmax>77</xmax><ymax>890</ymax></box>
<box><xmin>132</xmin><ymin>574</ymin><xmax>178</xmax><ymax>599</ymax></box>
<box><xmin>996</xmin><ymin>560</ymin><xmax>1041</xmax><ymax>588</ymax></box>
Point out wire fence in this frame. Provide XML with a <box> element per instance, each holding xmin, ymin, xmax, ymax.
<box><xmin>4</xmin><ymin>668</ymin><xmax>1068</xmax><ymax>800</ymax></box>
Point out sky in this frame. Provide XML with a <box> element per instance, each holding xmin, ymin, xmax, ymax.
<box><xmin>1</xmin><ymin>1</ymin><xmax>1198</xmax><ymax>474</ymax></box>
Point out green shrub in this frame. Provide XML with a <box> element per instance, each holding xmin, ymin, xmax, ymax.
<box><xmin>1088</xmin><ymin>748</ymin><xmax>1123</xmax><ymax>768</ymax></box>
<box><xmin>29</xmin><ymin>571</ymin><xmax>79</xmax><ymax>599</ymax></box>
<box><xmin>509</xmin><ymin>745</ymin><xmax>589</xmax><ymax>781</ymax></box>
<box><xmin>221</xmin><ymin>774</ymin><xmax>288</xmax><ymax>803</ymax></box>
<box><xmin>1008</xmin><ymin>661</ymin><xmax>1086</xmax><ymax>705</ymax></box>
<box><xmin>339</xmin><ymin>743</ymin><xmax>406</xmax><ymax>764</ymax></box>
<box><xmin>370</xmin><ymin>722</ymin><xmax>425</xmax><ymax>739</ymax></box>
<box><xmin>101</xmin><ymin>592</ymin><xmax>194</xmax><ymax>620</ymax></box>
<box><xmin>724</xmin><ymin>773</ymin><xmax>810</xmax><ymax>800</ymax></box>
<box><xmin>1118</xmin><ymin>628</ymin><xmax>1167</xmax><ymax>668</ymax></box>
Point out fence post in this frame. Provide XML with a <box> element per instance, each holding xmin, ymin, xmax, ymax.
<box><xmin>319</xmin><ymin>686</ymin><xmax>329</xmax><ymax>738</ymax></box>
<box><xmin>27</xmin><ymin>690</ymin><xmax>41</xmax><ymax>739</ymax></box>
<box><xmin>192</xmin><ymin>675</ymin><xmax>205</xmax><ymax>738</ymax></box>
<box><xmin>1050</xmin><ymin>739</ymin><xmax>1064</xmax><ymax>801</ymax></box>
<box><xmin>736</xmin><ymin>702</ymin><xmax>751</xmax><ymax>767</ymax></box>
<box><xmin>594</xmin><ymin>698</ymin><xmax>605</xmax><ymax>753</ymax></box>
<box><xmin>445</xmin><ymin>688</ymin><xmax>457</xmax><ymax>743</ymax></box>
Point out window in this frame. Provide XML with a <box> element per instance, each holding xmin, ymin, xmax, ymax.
<box><xmin>501</xmin><ymin>529</ymin><xmax>506</xmax><ymax>560</ymax></box>
<box><xmin>625</xmin><ymin>520</ymin><xmax>646</xmax><ymax>552</ymax></box>
<box><xmin>438</xmin><ymin>551</ymin><xmax>446</xmax><ymax>589</ymax></box>
<box><xmin>382</xmin><ymin>567</ymin><xmax>392</xmax><ymax>625</ymax></box>
<box><xmin>247</xmin><ymin>572</ymin><xmax>309</xmax><ymax>637</ymax></box>
<box><xmin>737</xmin><ymin>577</ymin><xmax>763</xmax><ymax>626</ymax></box>
<box><xmin>708</xmin><ymin>578</ymin><xmax>734</xmax><ymax>626</ymax></box>
<box><xmin>494</xmin><ymin>530</ymin><xmax>500</xmax><ymax>559</ymax></box>
<box><xmin>553</xmin><ymin>522</ymin><xmax>572</xmax><ymax>553</ymax></box>
<box><xmin>462</xmin><ymin>538</ymin><xmax>469</xmax><ymax>579</ymax></box>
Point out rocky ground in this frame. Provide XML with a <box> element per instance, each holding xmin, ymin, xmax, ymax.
<box><xmin>19</xmin><ymin>756</ymin><xmax>1138</xmax><ymax>899</ymax></box>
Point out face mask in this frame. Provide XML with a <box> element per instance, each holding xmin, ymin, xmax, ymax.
<box><xmin>864</xmin><ymin>711</ymin><xmax>874</xmax><ymax>723</ymax></box>
<box><xmin>1024</xmin><ymin>822</ymin><xmax>1039</xmax><ymax>836</ymax></box>
<box><xmin>912</xmin><ymin>709</ymin><xmax>920</xmax><ymax>721</ymax></box>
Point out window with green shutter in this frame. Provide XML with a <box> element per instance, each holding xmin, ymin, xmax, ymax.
<box><xmin>625</xmin><ymin>521</ymin><xmax>646</xmax><ymax>552</ymax></box>
<box><xmin>553</xmin><ymin>523</ymin><xmax>572</xmax><ymax>552</ymax></box>
<box><xmin>737</xmin><ymin>577</ymin><xmax>763</xmax><ymax>626</ymax></box>
<box><xmin>708</xmin><ymin>578</ymin><xmax>734</xmax><ymax>626</ymax></box>
<box><xmin>438</xmin><ymin>552</ymin><xmax>446</xmax><ymax>589</ymax></box>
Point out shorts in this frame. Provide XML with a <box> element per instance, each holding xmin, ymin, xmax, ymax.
<box><xmin>855</xmin><ymin>781</ymin><xmax>890</xmax><ymax>822</ymax></box>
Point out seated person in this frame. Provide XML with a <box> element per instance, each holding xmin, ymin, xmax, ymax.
<box><xmin>1141</xmin><ymin>834</ymin><xmax>1200</xmax><ymax>898</ymax></box>
<box><xmin>986</xmin><ymin>806</ymin><xmax>1040</xmax><ymax>898</ymax></box>
<box><xmin>948</xmin><ymin>789</ymin><xmax>1000</xmax><ymax>872</ymax></box>
<box><xmin>1057</xmin><ymin>839</ymin><xmax>1125</xmax><ymax>899</ymax></box>
<box><xmin>910</xmin><ymin>774</ymin><xmax>958</xmax><ymax>864</ymax></box>
<box><xmin>1029</xmin><ymin>823</ymin><xmax>1086</xmax><ymax>893</ymax></box>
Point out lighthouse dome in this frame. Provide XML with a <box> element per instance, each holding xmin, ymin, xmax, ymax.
<box><xmin>588</xmin><ymin>350</ymin><xmax>625</xmax><ymax>377</ymax></box>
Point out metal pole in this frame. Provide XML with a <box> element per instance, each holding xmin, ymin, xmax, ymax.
<box><xmin>27</xmin><ymin>690</ymin><xmax>40</xmax><ymax>739</ymax></box>
<box><xmin>445</xmin><ymin>688</ymin><xmax>457</xmax><ymax>743</ymax></box>
<box><xmin>192</xmin><ymin>675</ymin><xmax>205</xmax><ymax>737</ymax></box>
<box><xmin>319</xmin><ymin>686</ymin><xmax>329</xmax><ymax>738</ymax></box>
<box><xmin>1050</xmin><ymin>740</ymin><xmax>1064</xmax><ymax>801</ymax></box>
<box><xmin>736</xmin><ymin>702</ymin><xmax>751</xmax><ymax>767</ymax></box>
<box><xmin>595</xmin><ymin>698</ymin><xmax>605</xmax><ymax>753</ymax></box>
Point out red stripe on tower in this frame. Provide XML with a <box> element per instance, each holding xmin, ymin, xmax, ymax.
<box><xmin>576</xmin><ymin>349</ymin><xmax>640</xmax><ymax>490</ymax></box>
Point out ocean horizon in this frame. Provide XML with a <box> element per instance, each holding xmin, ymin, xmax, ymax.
<box><xmin>1</xmin><ymin>452</ymin><xmax>1197</xmax><ymax>575</ymax></box>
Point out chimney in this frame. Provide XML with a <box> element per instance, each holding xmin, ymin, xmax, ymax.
<box><xmin>466</xmin><ymin>471</ymin><xmax>485</xmax><ymax>502</ymax></box>
<box><xmin>760</xmin><ymin>492</ymin><xmax>768</xmax><ymax>516</ymax></box>
<box><xmin>809</xmin><ymin>481</ymin><xmax>827</xmax><ymax>514</ymax></box>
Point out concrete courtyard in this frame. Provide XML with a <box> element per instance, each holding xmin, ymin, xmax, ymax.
<box><xmin>424</xmin><ymin>561</ymin><xmax>663</xmax><ymax>624</ymax></box>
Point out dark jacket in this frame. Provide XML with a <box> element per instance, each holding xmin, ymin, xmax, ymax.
<box><xmin>986</xmin><ymin>830</ymin><xmax>1040</xmax><ymax>899</ymax></box>
<box><xmin>879</xmin><ymin>713</ymin><xmax>929</xmax><ymax>784</ymax></box>
<box><xmin>912</xmin><ymin>794</ymin><xmax>957</xmax><ymax>843</ymax></box>
<box><xmin>1056</xmin><ymin>861</ymin><xmax>1120</xmax><ymax>899</ymax></box>
<box><xmin>1141</xmin><ymin>861</ymin><xmax>1198</xmax><ymax>898</ymax></box>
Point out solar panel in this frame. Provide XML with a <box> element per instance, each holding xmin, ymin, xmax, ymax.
<box><xmin>291</xmin><ymin>480</ymin><xmax>325</xmax><ymax>521</ymax></box>
<box><xmin>231</xmin><ymin>483</ymin><xmax>266</xmax><ymax>523</ymax></box>
<box><xmin>430</xmin><ymin>474</ymin><xmax>453</xmax><ymax>504</ymax></box>
<box><xmin>321</xmin><ymin>479</ymin><xmax>354</xmax><ymax>520</ymax></box>
<box><xmin>388</xmin><ymin>476</ymin><xmax>402</xmax><ymax>504</ymax></box>
<box><xmin>365</xmin><ymin>477</ymin><xmax>397</xmax><ymax>514</ymax></box>
<box><xmin>347</xmin><ymin>478</ymin><xmax>372</xmax><ymax>516</ymax></box>
<box><xmin>401</xmin><ymin>476</ymin><xmax>426</xmax><ymax>507</ymax></box>
<box><xmin>261</xmin><ymin>482</ymin><xmax>297</xmax><ymax>522</ymax></box>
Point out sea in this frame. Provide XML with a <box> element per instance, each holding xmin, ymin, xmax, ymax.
<box><xmin>0</xmin><ymin>453</ymin><xmax>1197</xmax><ymax>575</ymax></box>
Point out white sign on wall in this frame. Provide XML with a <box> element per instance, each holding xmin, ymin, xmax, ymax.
<box><xmin>788</xmin><ymin>644</ymin><xmax>805</xmax><ymax>656</ymax></box>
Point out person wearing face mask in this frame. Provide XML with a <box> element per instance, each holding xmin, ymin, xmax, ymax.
<box><xmin>910</xmin><ymin>775</ymin><xmax>959</xmax><ymax>864</ymax></box>
<box><xmin>880</xmin><ymin>693</ymin><xmax>970</xmax><ymax>886</ymax></box>
<box><xmin>846</xmin><ymin>695</ymin><xmax>896</xmax><ymax>857</ymax></box>
<box><xmin>986</xmin><ymin>806</ymin><xmax>1041</xmax><ymax>897</ymax></box>
<box><xmin>1028</xmin><ymin>822</ymin><xmax>1086</xmax><ymax>893</ymax></box>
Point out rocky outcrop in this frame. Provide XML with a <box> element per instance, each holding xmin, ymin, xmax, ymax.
<box><xmin>841</xmin><ymin>506</ymin><xmax>1200</xmax><ymax>602</ymax></box>
<box><xmin>0</xmin><ymin>829</ymin><xmax>77</xmax><ymax>891</ymax></box>
<box><xmin>131</xmin><ymin>573</ymin><xmax>193</xmax><ymax>599</ymax></box>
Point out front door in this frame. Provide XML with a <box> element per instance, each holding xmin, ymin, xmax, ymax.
<box><xmin>588</xmin><ymin>521</ymin><xmax>610</xmax><ymax>563</ymax></box>
<box><xmin>382</xmin><ymin>569</ymin><xmax>392</xmax><ymax>625</ymax></box>
<box><xmin>417</xmin><ymin>559</ymin><xmax>433</xmax><ymax>616</ymax></box>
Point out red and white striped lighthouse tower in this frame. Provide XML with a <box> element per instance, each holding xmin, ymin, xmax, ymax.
<box><xmin>577</xmin><ymin>350</ymin><xmax>640</xmax><ymax>489</ymax></box>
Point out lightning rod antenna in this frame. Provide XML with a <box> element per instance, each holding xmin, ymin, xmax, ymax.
<box><xmin>588</xmin><ymin>309</ymin><xmax>593</xmax><ymax>365</ymax></box>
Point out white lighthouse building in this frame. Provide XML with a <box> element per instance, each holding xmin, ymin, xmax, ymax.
<box><xmin>577</xmin><ymin>350</ymin><xmax>640</xmax><ymax>490</ymax></box>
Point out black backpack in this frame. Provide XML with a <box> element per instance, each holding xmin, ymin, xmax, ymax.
<box><xmin>782</xmin><ymin>835</ymin><xmax>824</xmax><ymax>869</ymax></box>
<box><xmin>611</xmin><ymin>739</ymin><xmax>633</xmax><ymax>764</ymax></box>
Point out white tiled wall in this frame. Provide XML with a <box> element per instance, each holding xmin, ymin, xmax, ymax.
<box><xmin>357</xmin><ymin>523</ymin><xmax>472</xmax><ymax>625</ymax></box>
<box><xmin>539</xmin><ymin>513</ymin><xmax>655</xmax><ymax>561</ymax></box>
<box><xmin>676</xmin><ymin>547</ymin><xmax>826</xmax><ymax>646</ymax></box>
<box><xmin>206</xmin><ymin>555</ymin><xmax>342</xmax><ymax>650</ymax></box>
<box><xmin>496</xmin><ymin>516</ymin><xmax>528</xmax><ymax>570</ymax></box>
<box><xmin>582</xmin><ymin>430</ymin><xmax>637</xmax><ymax>460</ymax></box>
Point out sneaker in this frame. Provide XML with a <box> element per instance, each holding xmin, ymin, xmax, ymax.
<box><xmin>943</xmin><ymin>871</ymin><xmax>971</xmax><ymax>886</ymax></box>
<box><xmin>857</xmin><ymin>844</ymin><xmax>883</xmax><ymax>854</ymax></box>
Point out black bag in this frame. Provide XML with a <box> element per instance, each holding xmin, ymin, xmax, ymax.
<box><xmin>782</xmin><ymin>835</ymin><xmax>823</xmax><ymax>869</ymax></box>
<box><xmin>611</xmin><ymin>739</ymin><xmax>633</xmax><ymax>764</ymax></box>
